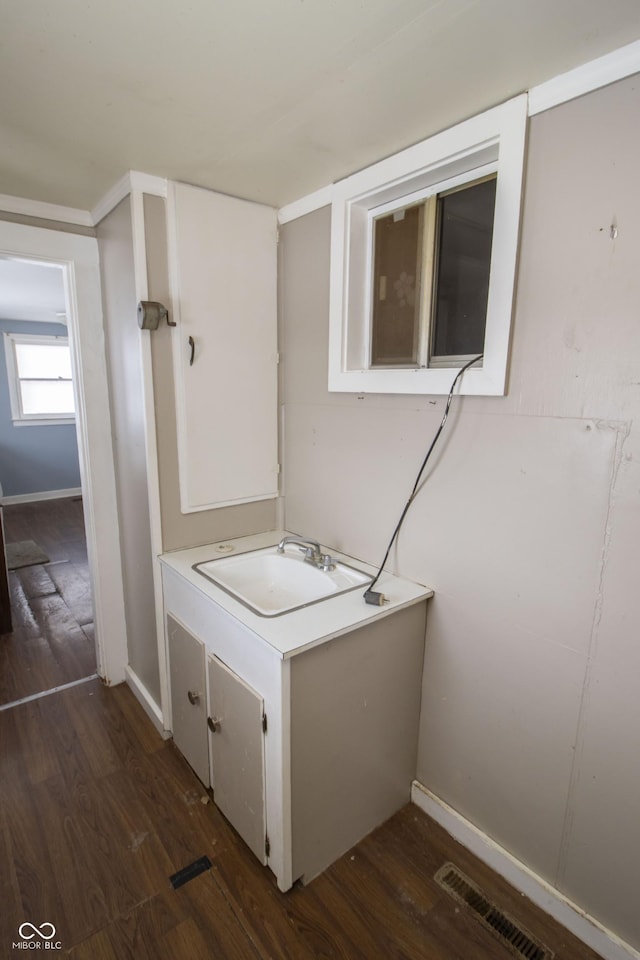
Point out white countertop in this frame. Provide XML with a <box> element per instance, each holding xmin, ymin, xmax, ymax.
<box><xmin>159</xmin><ymin>531</ymin><xmax>433</xmax><ymax>659</ymax></box>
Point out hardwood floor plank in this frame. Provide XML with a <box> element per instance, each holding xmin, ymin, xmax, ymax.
<box><xmin>321</xmin><ymin>834</ymin><xmax>493</xmax><ymax>960</ymax></box>
<box><xmin>1</xmin><ymin>753</ymin><xmax>68</xmax><ymax>946</ymax></box>
<box><xmin>0</xmin><ymin>802</ymin><xmax>22</xmax><ymax>950</ymax></box>
<box><xmin>109</xmin><ymin>893</ymin><xmax>185</xmax><ymax>954</ymax></box>
<box><xmin>15</xmin><ymin>698</ymin><xmax>62</xmax><ymax>785</ymax></box>
<box><xmin>68</xmin><ymin>772</ymin><xmax>161</xmax><ymax>921</ymax></box>
<box><xmin>15</xmin><ymin>563</ymin><xmax>58</xmax><ymax>599</ymax></box>
<box><xmin>66</xmin><ymin>928</ymin><xmax>120</xmax><ymax>960</ymax></box>
<box><xmin>117</xmin><ymin>744</ymin><xmax>230</xmax><ymax>874</ymax></box>
<box><xmin>2</xmin><ymin>509</ymin><xmax>29</xmax><ymax>544</ymax></box>
<box><xmin>62</xmin><ymin>681</ymin><xmax>125</xmax><ymax>780</ymax></box>
<box><xmin>109</xmin><ymin>681</ymin><xmax>165</xmax><ymax>756</ymax></box>
<box><xmin>0</xmin><ymin>676</ymin><xmax>605</xmax><ymax>960</ymax></box>
<box><xmin>0</xmin><ymin>631</ymin><xmax>67</xmax><ymax>703</ymax></box>
<box><xmin>32</xmin><ymin>772</ymin><xmax>111</xmax><ymax>947</ymax></box>
<box><xmin>7</xmin><ymin>571</ymin><xmax>40</xmax><ymax>635</ymax></box>
<box><xmin>98</xmin><ymin>769</ymin><xmax>176</xmax><ymax>889</ymax></box>
<box><xmin>1</xmin><ymin>497</ymin><xmax>95</xmax><ymax>707</ymax></box>
<box><xmin>46</xmin><ymin>561</ymin><xmax>93</xmax><ymax>626</ymax></box>
<box><xmin>172</xmin><ymin>874</ymin><xmax>262</xmax><ymax>960</ymax></box>
<box><xmin>162</xmin><ymin>918</ymin><xmax>223</xmax><ymax>960</ymax></box>
<box><xmin>99</xmin><ymin>895</ymin><xmax>184</xmax><ymax>960</ymax></box>
<box><xmin>59</xmin><ymin>538</ymin><xmax>89</xmax><ymax>565</ymax></box>
<box><xmin>353</xmin><ymin>810</ymin><xmax>441</xmax><ymax>914</ymax></box>
<box><xmin>279</xmin><ymin>882</ymin><xmax>372</xmax><ymax>960</ymax></box>
<box><xmin>30</xmin><ymin>593</ymin><xmax>96</xmax><ymax>681</ymax></box>
<box><xmin>210</xmin><ymin>826</ymin><xmax>329</xmax><ymax>960</ymax></box>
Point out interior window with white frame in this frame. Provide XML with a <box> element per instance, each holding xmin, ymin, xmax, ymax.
<box><xmin>328</xmin><ymin>95</ymin><xmax>528</xmax><ymax>396</ymax></box>
<box><xmin>370</xmin><ymin>173</ymin><xmax>497</xmax><ymax>370</ymax></box>
<box><xmin>4</xmin><ymin>331</ymin><xmax>75</xmax><ymax>425</ymax></box>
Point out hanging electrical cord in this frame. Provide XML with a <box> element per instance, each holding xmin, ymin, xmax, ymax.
<box><xmin>363</xmin><ymin>353</ymin><xmax>483</xmax><ymax>606</ymax></box>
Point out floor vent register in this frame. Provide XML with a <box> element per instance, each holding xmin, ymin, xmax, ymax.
<box><xmin>434</xmin><ymin>862</ymin><xmax>554</xmax><ymax>960</ymax></box>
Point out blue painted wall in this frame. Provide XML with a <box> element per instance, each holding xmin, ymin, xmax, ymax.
<box><xmin>0</xmin><ymin>318</ymin><xmax>82</xmax><ymax>497</ymax></box>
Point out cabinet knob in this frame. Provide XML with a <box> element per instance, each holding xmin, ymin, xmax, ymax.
<box><xmin>187</xmin><ymin>689</ymin><xmax>201</xmax><ymax>705</ymax></box>
<box><xmin>208</xmin><ymin>716</ymin><xmax>222</xmax><ymax>733</ymax></box>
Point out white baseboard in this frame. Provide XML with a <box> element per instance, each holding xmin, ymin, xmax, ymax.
<box><xmin>412</xmin><ymin>782</ymin><xmax>640</xmax><ymax>960</ymax></box>
<box><xmin>125</xmin><ymin>665</ymin><xmax>170</xmax><ymax>739</ymax></box>
<box><xmin>1</xmin><ymin>486</ymin><xmax>82</xmax><ymax>505</ymax></box>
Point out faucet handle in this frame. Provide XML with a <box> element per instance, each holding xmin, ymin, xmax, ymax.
<box><xmin>299</xmin><ymin>545</ymin><xmax>319</xmax><ymax>561</ymax></box>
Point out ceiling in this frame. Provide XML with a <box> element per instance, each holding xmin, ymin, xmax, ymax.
<box><xmin>0</xmin><ymin>258</ymin><xmax>66</xmax><ymax>324</ymax></box>
<box><xmin>0</xmin><ymin>0</ymin><xmax>639</xmax><ymax>213</ymax></box>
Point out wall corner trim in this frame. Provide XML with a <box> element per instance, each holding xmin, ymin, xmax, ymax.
<box><xmin>528</xmin><ymin>38</ymin><xmax>640</xmax><ymax>116</ymax></box>
<box><xmin>411</xmin><ymin>782</ymin><xmax>640</xmax><ymax>960</ymax></box>
<box><xmin>125</xmin><ymin>665</ymin><xmax>169</xmax><ymax>738</ymax></box>
<box><xmin>0</xmin><ymin>193</ymin><xmax>93</xmax><ymax>227</ymax></box>
<box><xmin>278</xmin><ymin>184</ymin><xmax>335</xmax><ymax>226</ymax></box>
<box><xmin>129</xmin><ymin>171</ymin><xmax>168</xmax><ymax>198</ymax></box>
<box><xmin>91</xmin><ymin>171</ymin><xmax>168</xmax><ymax>227</ymax></box>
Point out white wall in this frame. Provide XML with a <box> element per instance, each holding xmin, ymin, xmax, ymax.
<box><xmin>96</xmin><ymin>198</ymin><xmax>160</xmax><ymax>703</ymax></box>
<box><xmin>279</xmin><ymin>74</ymin><xmax>640</xmax><ymax>951</ymax></box>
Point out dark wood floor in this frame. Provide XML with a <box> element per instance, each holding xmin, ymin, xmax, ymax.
<box><xmin>0</xmin><ymin>677</ymin><xmax>603</xmax><ymax>959</ymax></box>
<box><xmin>1</xmin><ymin>497</ymin><xmax>95</xmax><ymax>705</ymax></box>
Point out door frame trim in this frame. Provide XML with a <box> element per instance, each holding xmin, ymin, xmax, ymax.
<box><xmin>0</xmin><ymin>221</ymin><xmax>128</xmax><ymax>684</ymax></box>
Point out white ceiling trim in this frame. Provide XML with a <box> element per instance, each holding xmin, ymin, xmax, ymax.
<box><xmin>278</xmin><ymin>38</ymin><xmax>640</xmax><ymax>226</ymax></box>
<box><xmin>0</xmin><ymin>171</ymin><xmax>168</xmax><ymax>230</ymax></box>
<box><xmin>0</xmin><ymin>192</ymin><xmax>93</xmax><ymax>227</ymax></box>
<box><xmin>91</xmin><ymin>171</ymin><xmax>167</xmax><ymax>227</ymax></box>
<box><xmin>277</xmin><ymin>184</ymin><xmax>335</xmax><ymax>227</ymax></box>
<box><xmin>528</xmin><ymin>37</ymin><xmax>640</xmax><ymax>116</ymax></box>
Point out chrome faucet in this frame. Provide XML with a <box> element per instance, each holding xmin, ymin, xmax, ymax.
<box><xmin>277</xmin><ymin>536</ymin><xmax>336</xmax><ymax>571</ymax></box>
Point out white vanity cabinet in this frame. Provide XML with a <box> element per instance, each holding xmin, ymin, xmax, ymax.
<box><xmin>166</xmin><ymin>182</ymin><xmax>279</xmax><ymax>513</ymax></box>
<box><xmin>161</xmin><ymin>533</ymin><xmax>432</xmax><ymax>891</ymax></box>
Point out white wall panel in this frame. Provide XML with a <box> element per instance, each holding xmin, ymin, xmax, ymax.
<box><xmin>278</xmin><ymin>72</ymin><xmax>640</xmax><ymax>954</ymax></box>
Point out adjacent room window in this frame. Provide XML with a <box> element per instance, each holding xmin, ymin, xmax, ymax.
<box><xmin>4</xmin><ymin>332</ymin><xmax>75</xmax><ymax>425</ymax></box>
<box><xmin>328</xmin><ymin>95</ymin><xmax>528</xmax><ymax>396</ymax></box>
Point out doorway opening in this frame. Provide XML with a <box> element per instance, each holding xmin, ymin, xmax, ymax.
<box><xmin>0</xmin><ymin>220</ymin><xmax>128</xmax><ymax>705</ymax></box>
<box><xmin>0</xmin><ymin>255</ymin><xmax>97</xmax><ymax>707</ymax></box>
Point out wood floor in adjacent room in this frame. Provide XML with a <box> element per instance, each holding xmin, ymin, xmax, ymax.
<box><xmin>1</xmin><ymin>496</ymin><xmax>95</xmax><ymax>706</ymax></box>
<box><xmin>0</xmin><ymin>677</ymin><xmax>603</xmax><ymax>960</ymax></box>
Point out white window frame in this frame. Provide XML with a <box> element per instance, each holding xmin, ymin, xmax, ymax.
<box><xmin>328</xmin><ymin>94</ymin><xmax>528</xmax><ymax>396</ymax></box>
<box><xmin>3</xmin><ymin>331</ymin><xmax>76</xmax><ymax>426</ymax></box>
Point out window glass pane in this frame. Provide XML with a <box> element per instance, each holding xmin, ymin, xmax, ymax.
<box><xmin>371</xmin><ymin>204</ymin><xmax>423</xmax><ymax>366</ymax></box>
<box><xmin>20</xmin><ymin>380</ymin><xmax>75</xmax><ymax>416</ymax></box>
<box><xmin>15</xmin><ymin>342</ymin><xmax>72</xmax><ymax>380</ymax></box>
<box><xmin>432</xmin><ymin>177</ymin><xmax>496</xmax><ymax>359</ymax></box>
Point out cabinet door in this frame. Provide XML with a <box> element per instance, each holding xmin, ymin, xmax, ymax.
<box><xmin>208</xmin><ymin>655</ymin><xmax>266</xmax><ymax>864</ymax></box>
<box><xmin>168</xmin><ymin>181</ymin><xmax>279</xmax><ymax>513</ymax></box>
<box><xmin>167</xmin><ymin>615</ymin><xmax>210</xmax><ymax>787</ymax></box>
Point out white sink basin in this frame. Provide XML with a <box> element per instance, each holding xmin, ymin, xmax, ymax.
<box><xmin>193</xmin><ymin>546</ymin><xmax>370</xmax><ymax>617</ymax></box>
